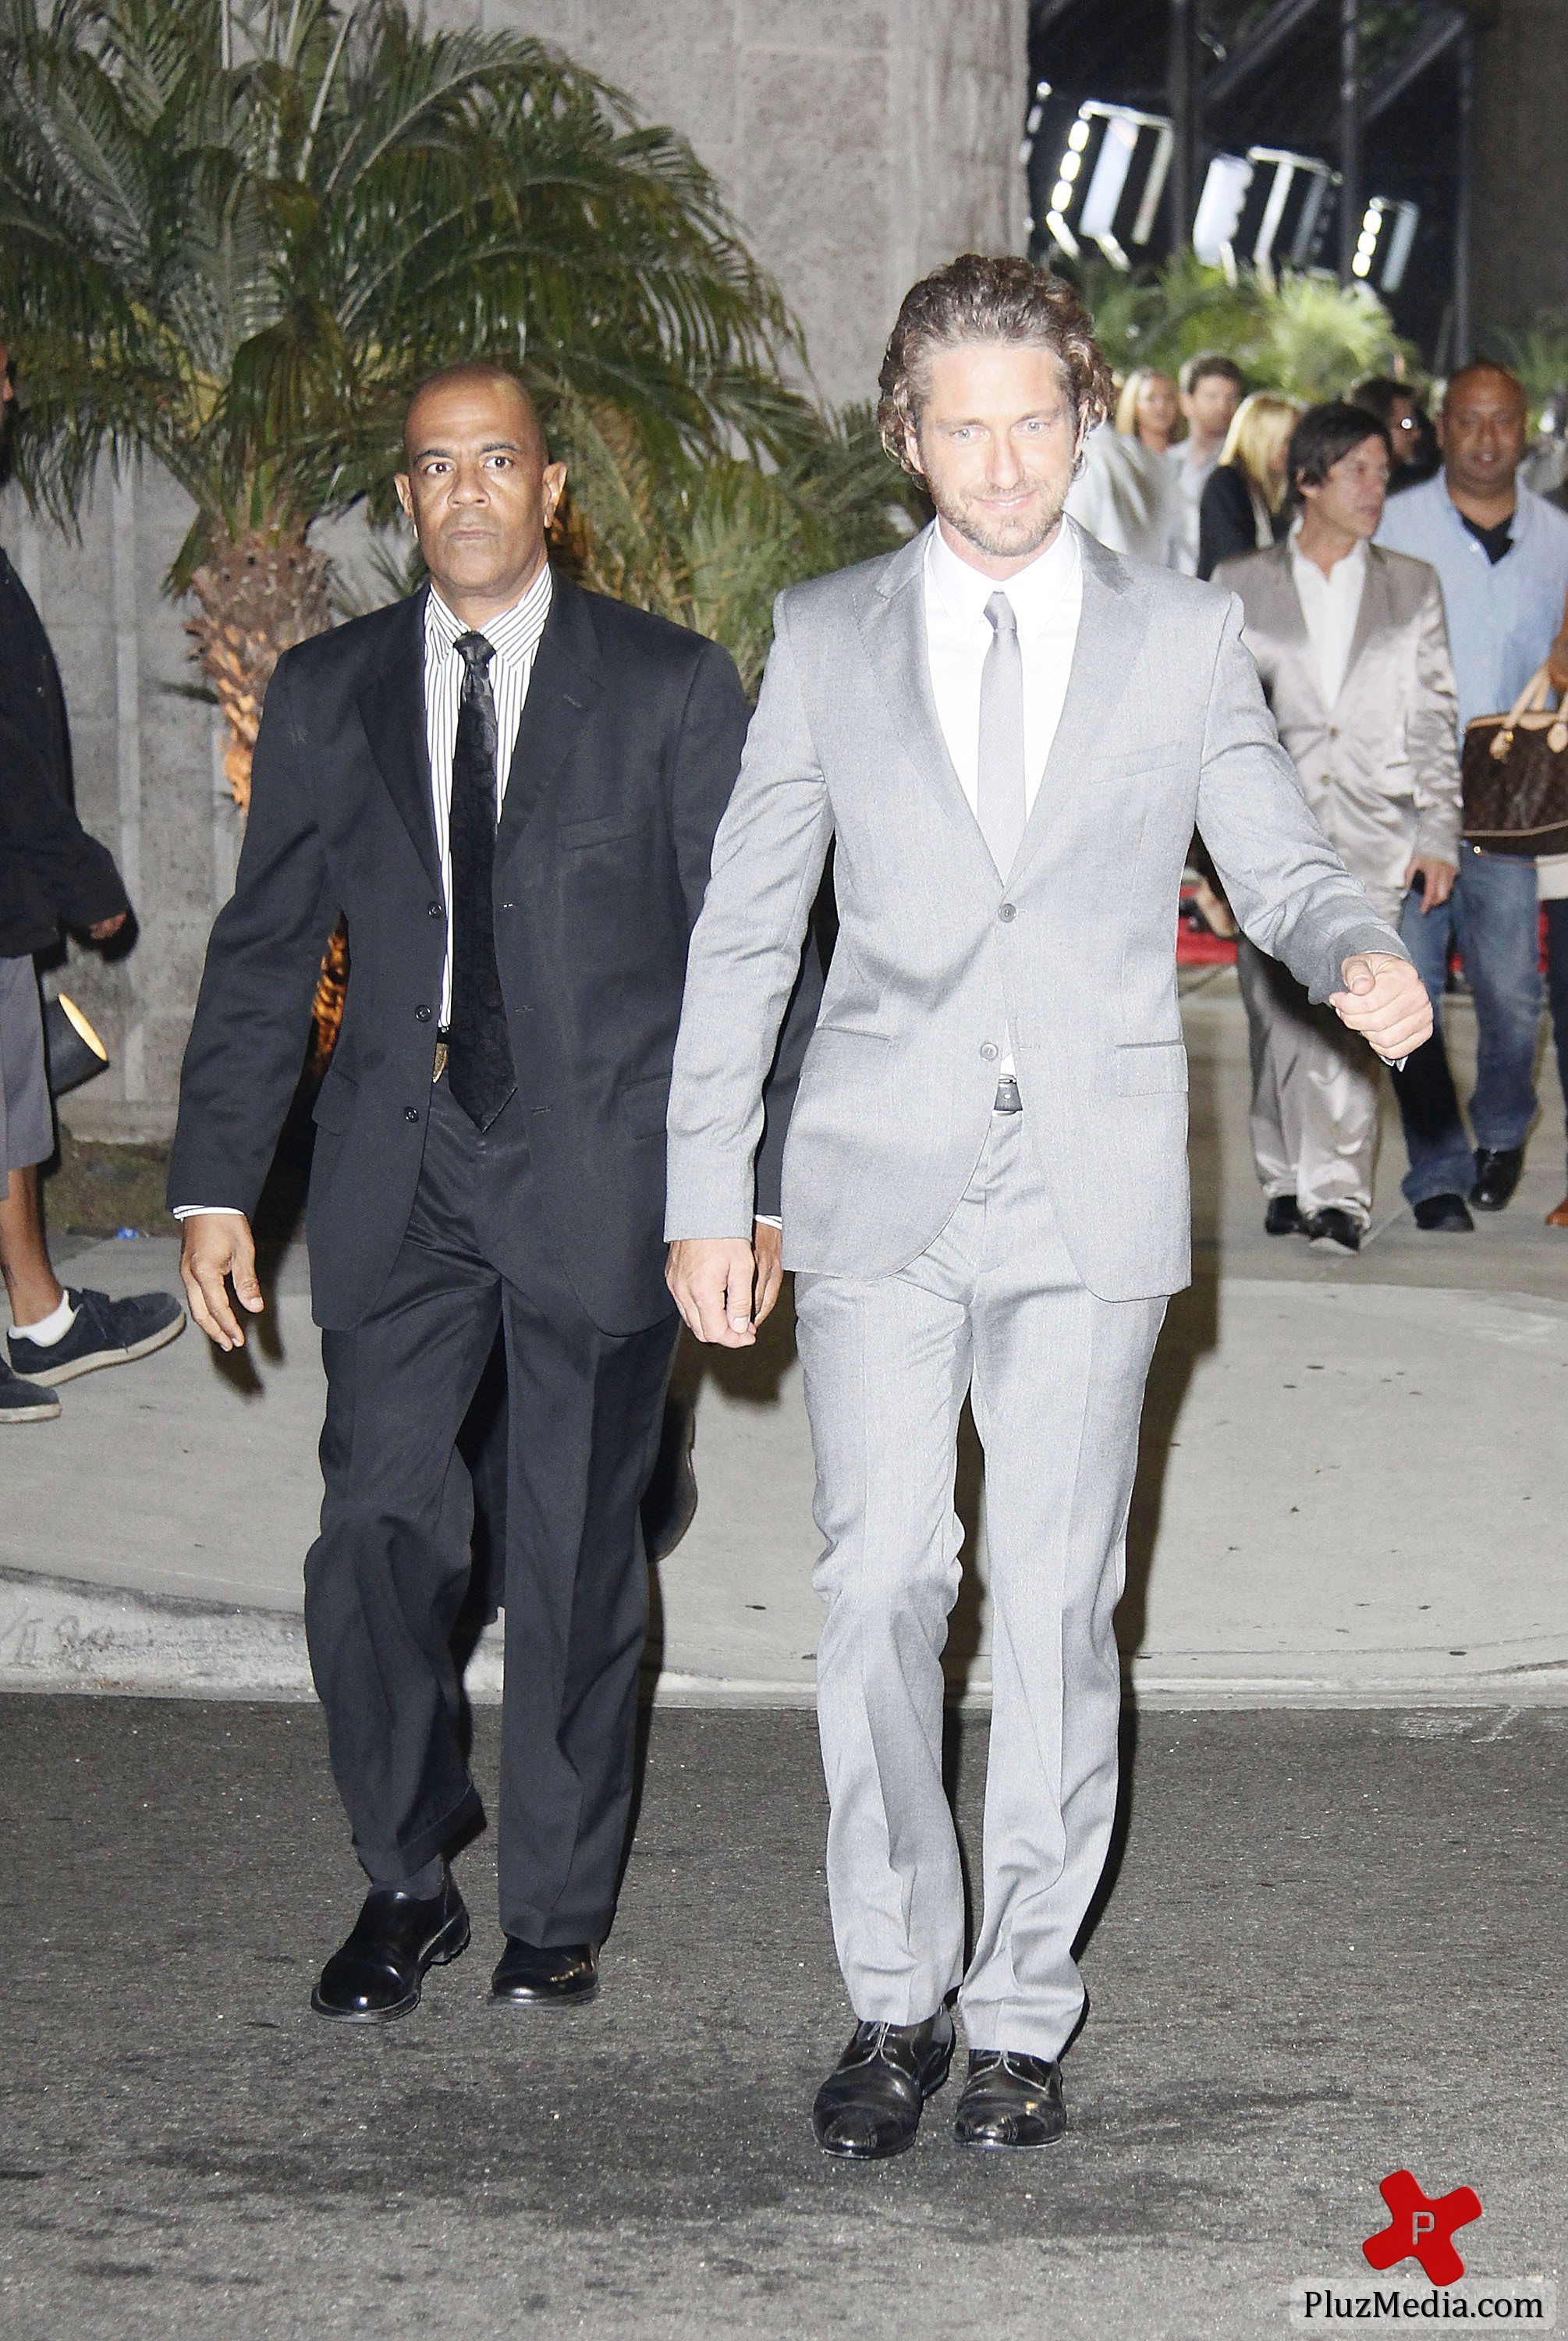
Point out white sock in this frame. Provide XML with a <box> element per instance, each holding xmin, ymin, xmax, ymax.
<box><xmin>12</xmin><ymin>1292</ymin><xmax>77</xmax><ymax>1346</ymax></box>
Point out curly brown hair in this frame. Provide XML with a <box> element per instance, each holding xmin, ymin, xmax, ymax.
<box><xmin>876</xmin><ymin>254</ymin><xmax>1114</xmax><ymax>480</ymax></box>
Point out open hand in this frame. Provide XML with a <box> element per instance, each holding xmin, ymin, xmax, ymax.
<box><xmin>179</xmin><ymin>1212</ymin><xmax>264</xmax><ymax>1351</ymax></box>
<box><xmin>1403</xmin><ymin>854</ymin><xmax>1456</xmax><ymax>911</ymax></box>
<box><xmin>1329</xmin><ymin>951</ymin><xmax>1432</xmax><ymax>1061</ymax></box>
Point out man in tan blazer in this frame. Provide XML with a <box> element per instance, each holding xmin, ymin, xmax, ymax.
<box><xmin>1217</xmin><ymin>401</ymin><xmax>1463</xmax><ymax>1249</ymax></box>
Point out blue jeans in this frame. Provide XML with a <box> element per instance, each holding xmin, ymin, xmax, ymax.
<box><xmin>1392</xmin><ymin>846</ymin><xmax>1541</xmax><ymax>1206</ymax></box>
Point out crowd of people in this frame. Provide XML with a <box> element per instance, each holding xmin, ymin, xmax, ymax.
<box><xmin>1068</xmin><ymin>341</ymin><xmax>1568</xmax><ymax>1249</ymax></box>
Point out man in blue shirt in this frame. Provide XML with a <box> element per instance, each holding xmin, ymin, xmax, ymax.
<box><xmin>1378</xmin><ymin>363</ymin><xmax>1568</xmax><ymax>1220</ymax></box>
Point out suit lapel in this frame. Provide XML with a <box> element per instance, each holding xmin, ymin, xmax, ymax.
<box><xmin>1336</xmin><ymin>542</ymin><xmax>1389</xmax><ymax>705</ymax></box>
<box><xmin>1006</xmin><ymin>528</ymin><xmax>1152</xmax><ymax>887</ymax></box>
<box><xmin>858</xmin><ymin>524</ymin><xmax>995</xmax><ymax>867</ymax></box>
<box><xmin>357</xmin><ymin>591</ymin><xmax>440</xmax><ymax>893</ymax></box>
<box><xmin>495</xmin><ymin>571</ymin><xmax>603</xmax><ymax>865</ymax></box>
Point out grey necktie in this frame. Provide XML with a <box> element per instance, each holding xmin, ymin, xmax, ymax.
<box><xmin>977</xmin><ymin>591</ymin><xmax>1026</xmax><ymax>878</ymax></box>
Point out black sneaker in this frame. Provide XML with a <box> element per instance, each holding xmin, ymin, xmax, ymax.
<box><xmin>0</xmin><ymin>1355</ymin><xmax>61</xmax><ymax>1423</ymax></box>
<box><xmin>6</xmin><ymin>1287</ymin><xmax>185</xmax><ymax>1386</ymax></box>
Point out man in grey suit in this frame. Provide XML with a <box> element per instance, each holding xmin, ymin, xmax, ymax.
<box><xmin>1216</xmin><ymin>401</ymin><xmax>1464</xmax><ymax>1249</ymax></box>
<box><xmin>665</xmin><ymin>257</ymin><xmax>1431</xmax><ymax>2159</ymax></box>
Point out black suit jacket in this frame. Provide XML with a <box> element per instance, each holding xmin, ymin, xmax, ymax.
<box><xmin>0</xmin><ymin>549</ymin><xmax>129</xmax><ymax>957</ymax></box>
<box><xmin>169</xmin><ymin>572</ymin><xmax>814</xmax><ymax>1334</ymax></box>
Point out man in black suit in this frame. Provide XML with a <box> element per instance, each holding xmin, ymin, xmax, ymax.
<box><xmin>171</xmin><ymin>362</ymin><xmax>809</xmax><ymax>2019</ymax></box>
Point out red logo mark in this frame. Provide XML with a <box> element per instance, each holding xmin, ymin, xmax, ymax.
<box><xmin>1363</xmin><ymin>2170</ymin><xmax>1482</xmax><ymax>2286</ymax></box>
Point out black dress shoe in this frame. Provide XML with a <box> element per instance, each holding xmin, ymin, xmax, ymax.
<box><xmin>1413</xmin><ymin>1192</ymin><xmax>1474</xmax><ymax>1233</ymax></box>
<box><xmin>490</xmin><ymin>1938</ymin><xmax>599</xmax><ymax>2006</ymax></box>
<box><xmin>1304</xmin><ymin>1206</ymin><xmax>1362</xmax><ymax>1252</ymax></box>
<box><xmin>812</xmin><ymin>2010</ymin><xmax>954</xmax><ymax>2160</ymax></box>
<box><xmin>1264</xmin><ymin>1195</ymin><xmax>1305</xmax><ymax>1236</ymax></box>
<box><xmin>1471</xmin><ymin>1146</ymin><xmax>1524</xmax><ymax>1210</ymax></box>
<box><xmin>953</xmin><ymin>2050</ymin><xmax>1067</xmax><ymax>2151</ymax></box>
<box><xmin>311</xmin><ymin>1875</ymin><xmax>469</xmax><ymax>2023</ymax></box>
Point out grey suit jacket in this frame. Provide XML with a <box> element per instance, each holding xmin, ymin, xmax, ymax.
<box><xmin>1214</xmin><ymin>538</ymin><xmax>1461</xmax><ymax>904</ymax></box>
<box><xmin>665</xmin><ymin>522</ymin><xmax>1407</xmax><ymax>1303</ymax></box>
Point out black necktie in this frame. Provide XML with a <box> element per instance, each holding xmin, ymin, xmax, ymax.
<box><xmin>446</xmin><ymin>631</ymin><xmax>516</xmax><ymax>1130</ymax></box>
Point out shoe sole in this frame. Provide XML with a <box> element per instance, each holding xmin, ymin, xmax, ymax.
<box><xmin>310</xmin><ymin>1910</ymin><xmax>470</xmax><ymax>2023</ymax></box>
<box><xmin>1</xmin><ymin>1397</ymin><xmax>62</xmax><ymax>1423</ymax></box>
<box><xmin>955</xmin><ymin>2121</ymin><xmax>1068</xmax><ymax>2152</ymax></box>
<box><xmin>814</xmin><ymin>2044</ymin><xmax>954</xmax><ymax>2160</ymax></box>
<box><xmin>12</xmin><ymin>1311</ymin><xmax>185</xmax><ymax>1387</ymax></box>
<box><xmin>488</xmin><ymin>1978</ymin><xmax>600</xmax><ymax>2009</ymax></box>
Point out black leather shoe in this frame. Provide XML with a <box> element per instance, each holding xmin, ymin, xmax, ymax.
<box><xmin>490</xmin><ymin>1938</ymin><xmax>599</xmax><ymax>2006</ymax></box>
<box><xmin>953</xmin><ymin>2050</ymin><xmax>1067</xmax><ymax>2151</ymax></box>
<box><xmin>1264</xmin><ymin>1195</ymin><xmax>1305</xmax><ymax>1236</ymax></box>
<box><xmin>811</xmin><ymin>2010</ymin><xmax>954</xmax><ymax>2161</ymax></box>
<box><xmin>311</xmin><ymin>1875</ymin><xmax>470</xmax><ymax>2022</ymax></box>
<box><xmin>1413</xmin><ymin>1192</ymin><xmax>1474</xmax><ymax>1233</ymax></box>
<box><xmin>1304</xmin><ymin>1206</ymin><xmax>1362</xmax><ymax>1252</ymax></box>
<box><xmin>1471</xmin><ymin>1146</ymin><xmax>1524</xmax><ymax>1210</ymax></box>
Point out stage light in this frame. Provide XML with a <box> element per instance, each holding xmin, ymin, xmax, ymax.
<box><xmin>1059</xmin><ymin>150</ymin><xmax>1081</xmax><ymax>181</ymax></box>
<box><xmin>1193</xmin><ymin>154</ymin><xmax>1254</xmax><ymax>266</ymax></box>
<box><xmin>1067</xmin><ymin>119</ymin><xmax>1091</xmax><ymax>152</ymax></box>
<box><xmin>1354</xmin><ymin>194</ymin><xmax>1421</xmax><ymax>294</ymax></box>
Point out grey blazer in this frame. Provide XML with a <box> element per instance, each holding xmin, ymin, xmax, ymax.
<box><xmin>1214</xmin><ymin>538</ymin><xmax>1462</xmax><ymax>902</ymax></box>
<box><xmin>665</xmin><ymin>523</ymin><xmax>1406</xmax><ymax>1303</ymax></box>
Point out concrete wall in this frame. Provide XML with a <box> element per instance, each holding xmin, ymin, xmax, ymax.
<box><xmin>1473</xmin><ymin>0</ymin><xmax>1568</xmax><ymax>343</ymax></box>
<box><xmin>5</xmin><ymin>0</ymin><xmax>1026</xmax><ymax>1138</ymax></box>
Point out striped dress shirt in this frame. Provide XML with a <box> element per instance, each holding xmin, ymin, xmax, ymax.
<box><xmin>424</xmin><ymin>563</ymin><xmax>554</xmax><ymax>1024</ymax></box>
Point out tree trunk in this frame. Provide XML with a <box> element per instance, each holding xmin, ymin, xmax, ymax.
<box><xmin>186</xmin><ymin>528</ymin><xmax>346</xmax><ymax>1064</ymax></box>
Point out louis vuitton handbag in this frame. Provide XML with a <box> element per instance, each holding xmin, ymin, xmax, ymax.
<box><xmin>1461</xmin><ymin>664</ymin><xmax>1568</xmax><ymax>857</ymax></box>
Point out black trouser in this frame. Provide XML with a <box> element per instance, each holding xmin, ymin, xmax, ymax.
<box><xmin>303</xmin><ymin>1078</ymin><xmax>677</xmax><ymax>1945</ymax></box>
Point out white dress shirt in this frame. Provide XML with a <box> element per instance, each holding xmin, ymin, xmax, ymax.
<box><xmin>924</xmin><ymin>517</ymin><xmax>1084</xmax><ymax>820</ymax></box>
<box><xmin>924</xmin><ymin>518</ymin><xmax>1084</xmax><ymax>1082</ymax></box>
<box><xmin>1289</xmin><ymin>525</ymin><xmax>1367</xmax><ymax>710</ymax></box>
<box><xmin>424</xmin><ymin>563</ymin><xmax>553</xmax><ymax>1023</ymax></box>
<box><xmin>176</xmin><ymin>566</ymin><xmax>553</xmax><ymax>1218</ymax></box>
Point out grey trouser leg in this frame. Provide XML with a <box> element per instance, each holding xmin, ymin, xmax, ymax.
<box><xmin>1236</xmin><ymin>936</ymin><xmax>1382</xmax><ymax>1227</ymax></box>
<box><xmin>794</xmin><ymin>1110</ymin><xmax>1165</xmax><ymax>2061</ymax></box>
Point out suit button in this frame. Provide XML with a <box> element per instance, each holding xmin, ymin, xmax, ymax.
<box><xmin>404</xmin><ymin>1107</ymin><xmax>420</xmax><ymax>1123</ymax></box>
<box><xmin>1328</xmin><ymin>726</ymin><xmax>1339</xmax><ymax>740</ymax></box>
<box><xmin>499</xmin><ymin>901</ymin><xmax>514</xmax><ymax>911</ymax></box>
<box><xmin>999</xmin><ymin>902</ymin><xmax>1016</xmax><ymax>922</ymax></box>
<box><xmin>980</xmin><ymin>1042</ymin><xmax>999</xmax><ymax>1063</ymax></box>
<box><xmin>427</xmin><ymin>901</ymin><xmax>443</xmax><ymax>918</ymax></box>
<box><xmin>414</xmin><ymin>1005</ymin><xmax>431</xmax><ymax>1023</ymax></box>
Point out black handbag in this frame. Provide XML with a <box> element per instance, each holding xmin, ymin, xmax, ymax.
<box><xmin>1461</xmin><ymin>665</ymin><xmax>1568</xmax><ymax>858</ymax></box>
<box><xmin>43</xmin><ymin>993</ymin><xmax>110</xmax><ymax>1096</ymax></box>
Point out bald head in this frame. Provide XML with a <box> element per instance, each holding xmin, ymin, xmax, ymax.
<box><xmin>396</xmin><ymin>364</ymin><xmax>566</xmax><ymax>626</ymax></box>
<box><xmin>1442</xmin><ymin>361</ymin><xmax>1526</xmax><ymax>419</ymax></box>
<box><xmin>1439</xmin><ymin>362</ymin><xmax>1528</xmax><ymax>512</ymax></box>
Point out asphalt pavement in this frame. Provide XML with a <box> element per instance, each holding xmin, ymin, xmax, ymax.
<box><xmin>1</xmin><ymin>1698</ymin><xmax>1563</xmax><ymax>2339</ymax></box>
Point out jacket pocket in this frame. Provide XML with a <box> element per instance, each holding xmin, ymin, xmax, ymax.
<box><xmin>557</xmin><ymin>813</ymin><xmax>644</xmax><ymax>850</ymax></box>
<box><xmin>1114</xmin><ymin>1040</ymin><xmax>1188</xmax><ymax>1096</ymax></box>
<box><xmin>312</xmin><ymin>1067</ymin><xmax>360</xmax><ymax>1131</ymax></box>
<box><xmin>618</xmin><ymin>1070</ymin><xmax>671</xmax><ymax>1137</ymax></box>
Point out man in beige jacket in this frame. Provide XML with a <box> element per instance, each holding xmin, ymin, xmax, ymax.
<box><xmin>1217</xmin><ymin>400</ymin><xmax>1463</xmax><ymax>1249</ymax></box>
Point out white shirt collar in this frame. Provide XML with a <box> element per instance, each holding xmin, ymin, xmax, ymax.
<box><xmin>925</xmin><ymin>515</ymin><xmax>1080</xmax><ymax>638</ymax></box>
<box><xmin>425</xmin><ymin>561</ymin><xmax>553</xmax><ymax>666</ymax></box>
<box><xmin>1288</xmin><ymin>521</ymin><xmax>1369</xmax><ymax>588</ymax></box>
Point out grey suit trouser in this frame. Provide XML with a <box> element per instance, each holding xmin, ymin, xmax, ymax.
<box><xmin>793</xmin><ymin>1108</ymin><xmax>1166</xmax><ymax>2060</ymax></box>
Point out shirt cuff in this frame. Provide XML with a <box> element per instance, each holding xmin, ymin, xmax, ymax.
<box><xmin>754</xmin><ymin>1215</ymin><xmax>783</xmax><ymax>1229</ymax></box>
<box><xmin>171</xmin><ymin>1206</ymin><xmax>246</xmax><ymax>1219</ymax></box>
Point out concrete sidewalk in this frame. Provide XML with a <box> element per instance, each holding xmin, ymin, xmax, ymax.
<box><xmin>5</xmin><ymin>978</ymin><xmax>1568</xmax><ymax>1706</ymax></box>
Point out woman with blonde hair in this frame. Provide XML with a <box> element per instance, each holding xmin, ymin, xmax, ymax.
<box><xmin>1115</xmin><ymin>367</ymin><xmax>1180</xmax><ymax>455</ymax></box>
<box><xmin>1066</xmin><ymin>366</ymin><xmax>1182</xmax><ymax>563</ymax></box>
<box><xmin>1197</xmin><ymin>390</ymin><xmax>1300</xmax><ymax>577</ymax></box>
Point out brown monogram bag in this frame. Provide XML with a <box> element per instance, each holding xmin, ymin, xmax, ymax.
<box><xmin>1461</xmin><ymin>665</ymin><xmax>1568</xmax><ymax>858</ymax></box>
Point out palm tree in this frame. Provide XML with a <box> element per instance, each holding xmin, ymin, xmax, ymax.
<box><xmin>0</xmin><ymin>0</ymin><xmax>838</xmax><ymax>807</ymax></box>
